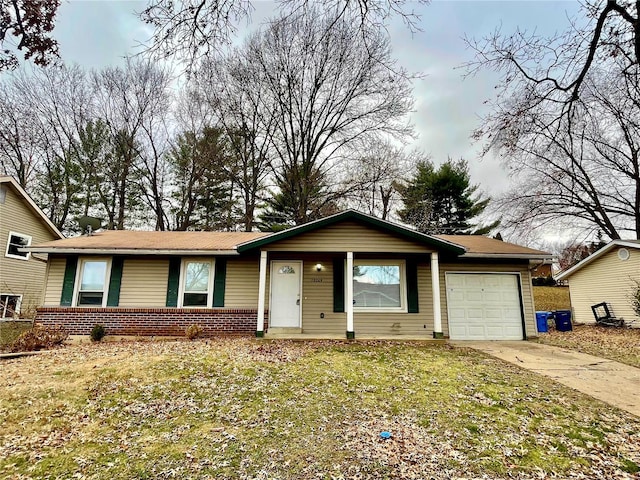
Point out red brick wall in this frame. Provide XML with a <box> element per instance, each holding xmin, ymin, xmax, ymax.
<box><xmin>36</xmin><ymin>307</ymin><xmax>267</xmax><ymax>337</ymax></box>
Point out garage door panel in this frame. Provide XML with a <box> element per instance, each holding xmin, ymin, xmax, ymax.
<box><xmin>468</xmin><ymin>325</ymin><xmax>486</xmax><ymax>335</ymax></box>
<box><xmin>449</xmin><ymin>290</ymin><xmax>466</xmax><ymax>302</ymax></box>
<box><xmin>486</xmin><ymin>325</ymin><xmax>505</xmax><ymax>336</ymax></box>
<box><xmin>464</xmin><ymin>276</ymin><xmax>483</xmax><ymax>287</ymax></box>
<box><xmin>446</xmin><ymin>273</ymin><xmax>524</xmax><ymax>341</ymax></box>
<box><xmin>466</xmin><ymin>291</ymin><xmax>484</xmax><ymax>302</ymax></box>
<box><xmin>484</xmin><ymin>291</ymin><xmax>502</xmax><ymax>302</ymax></box>
<box><xmin>484</xmin><ymin>308</ymin><xmax>503</xmax><ymax>318</ymax></box>
<box><xmin>503</xmin><ymin>307</ymin><xmax>521</xmax><ymax>318</ymax></box>
<box><xmin>467</xmin><ymin>308</ymin><xmax>484</xmax><ymax>320</ymax></box>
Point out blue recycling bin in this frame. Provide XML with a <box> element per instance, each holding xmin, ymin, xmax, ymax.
<box><xmin>554</xmin><ymin>310</ymin><xmax>572</xmax><ymax>332</ymax></box>
<box><xmin>535</xmin><ymin>311</ymin><xmax>550</xmax><ymax>333</ymax></box>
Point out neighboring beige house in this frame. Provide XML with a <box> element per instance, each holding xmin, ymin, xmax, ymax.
<box><xmin>0</xmin><ymin>176</ymin><xmax>64</xmax><ymax>318</ymax></box>
<box><xmin>556</xmin><ymin>240</ymin><xmax>640</xmax><ymax>325</ymax></box>
<box><xmin>29</xmin><ymin>210</ymin><xmax>552</xmax><ymax>340</ymax></box>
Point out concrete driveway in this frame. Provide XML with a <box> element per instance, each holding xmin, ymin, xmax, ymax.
<box><xmin>459</xmin><ymin>341</ymin><xmax>640</xmax><ymax>417</ymax></box>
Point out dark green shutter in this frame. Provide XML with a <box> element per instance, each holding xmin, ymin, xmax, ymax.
<box><xmin>333</xmin><ymin>258</ymin><xmax>345</xmax><ymax>312</ymax></box>
<box><xmin>166</xmin><ymin>257</ymin><xmax>181</xmax><ymax>307</ymax></box>
<box><xmin>106</xmin><ymin>256</ymin><xmax>124</xmax><ymax>306</ymax></box>
<box><xmin>212</xmin><ymin>258</ymin><xmax>227</xmax><ymax>307</ymax></box>
<box><xmin>60</xmin><ymin>256</ymin><xmax>78</xmax><ymax>306</ymax></box>
<box><xmin>407</xmin><ymin>259</ymin><xmax>419</xmax><ymax>313</ymax></box>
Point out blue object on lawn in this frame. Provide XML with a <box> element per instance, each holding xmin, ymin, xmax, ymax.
<box><xmin>535</xmin><ymin>311</ymin><xmax>550</xmax><ymax>333</ymax></box>
<box><xmin>554</xmin><ymin>310</ymin><xmax>572</xmax><ymax>332</ymax></box>
<box><xmin>380</xmin><ymin>431</ymin><xmax>392</xmax><ymax>439</ymax></box>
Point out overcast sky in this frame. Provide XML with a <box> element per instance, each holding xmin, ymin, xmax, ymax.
<box><xmin>51</xmin><ymin>0</ymin><xmax>580</xmax><ymax>202</ymax></box>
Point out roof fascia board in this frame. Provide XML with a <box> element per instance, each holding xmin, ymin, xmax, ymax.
<box><xmin>461</xmin><ymin>253</ymin><xmax>554</xmax><ymax>260</ymax></box>
<box><xmin>26</xmin><ymin>248</ymin><xmax>240</xmax><ymax>256</ymax></box>
<box><xmin>236</xmin><ymin>210</ymin><xmax>466</xmax><ymax>254</ymax></box>
<box><xmin>1</xmin><ymin>177</ymin><xmax>64</xmax><ymax>239</ymax></box>
<box><xmin>556</xmin><ymin>240</ymin><xmax>639</xmax><ymax>280</ymax></box>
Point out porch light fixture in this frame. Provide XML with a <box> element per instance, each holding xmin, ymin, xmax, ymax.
<box><xmin>315</xmin><ymin>263</ymin><xmax>323</xmax><ymax>272</ymax></box>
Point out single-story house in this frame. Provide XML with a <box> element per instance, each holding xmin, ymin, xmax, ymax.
<box><xmin>556</xmin><ymin>240</ymin><xmax>640</xmax><ymax>324</ymax></box>
<box><xmin>0</xmin><ymin>176</ymin><xmax>64</xmax><ymax>318</ymax></box>
<box><xmin>28</xmin><ymin>210</ymin><xmax>552</xmax><ymax>340</ymax></box>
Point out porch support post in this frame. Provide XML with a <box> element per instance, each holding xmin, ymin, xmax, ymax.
<box><xmin>346</xmin><ymin>251</ymin><xmax>355</xmax><ymax>339</ymax></box>
<box><xmin>256</xmin><ymin>250</ymin><xmax>267</xmax><ymax>337</ymax></box>
<box><xmin>431</xmin><ymin>251</ymin><xmax>443</xmax><ymax>339</ymax></box>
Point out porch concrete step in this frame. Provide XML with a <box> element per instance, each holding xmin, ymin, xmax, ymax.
<box><xmin>265</xmin><ymin>327</ymin><xmax>302</xmax><ymax>336</ymax></box>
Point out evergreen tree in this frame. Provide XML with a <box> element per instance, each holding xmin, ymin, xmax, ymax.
<box><xmin>259</xmin><ymin>164</ymin><xmax>339</xmax><ymax>232</ymax></box>
<box><xmin>168</xmin><ymin>126</ymin><xmax>237</xmax><ymax>231</ymax></box>
<box><xmin>397</xmin><ymin>159</ymin><xmax>498</xmax><ymax>235</ymax></box>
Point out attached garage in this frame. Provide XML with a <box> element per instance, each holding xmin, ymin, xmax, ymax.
<box><xmin>445</xmin><ymin>273</ymin><xmax>525</xmax><ymax>340</ymax></box>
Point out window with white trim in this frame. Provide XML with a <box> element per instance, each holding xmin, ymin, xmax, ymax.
<box><xmin>1</xmin><ymin>294</ymin><xmax>22</xmax><ymax>318</ymax></box>
<box><xmin>180</xmin><ymin>259</ymin><xmax>215</xmax><ymax>307</ymax></box>
<box><xmin>5</xmin><ymin>231</ymin><xmax>31</xmax><ymax>260</ymax></box>
<box><xmin>352</xmin><ymin>260</ymin><xmax>407</xmax><ymax>312</ymax></box>
<box><xmin>75</xmin><ymin>259</ymin><xmax>110</xmax><ymax>306</ymax></box>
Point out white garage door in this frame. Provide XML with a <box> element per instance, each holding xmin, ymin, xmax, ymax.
<box><xmin>446</xmin><ymin>273</ymin><xmax>524</xmax><ymax>340</ymax></box>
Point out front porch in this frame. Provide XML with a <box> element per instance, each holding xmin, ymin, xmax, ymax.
<box><xmin>254</xmin><ymin>250</ymin><xmax>445</xmax><ymax>339</ymax></box>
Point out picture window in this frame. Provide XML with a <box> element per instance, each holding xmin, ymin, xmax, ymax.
<box><xmin>351</xmin><ymin>260</ymin><xmax>407</xmax><ymax>312</ymax></box>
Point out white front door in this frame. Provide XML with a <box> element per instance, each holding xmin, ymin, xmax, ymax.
<box><xmin>270</xmin><ymin>261</ymin><xmax>302</xmax><ymax>328</ymax></box>
<box><xmin>446</xmin><ymin>273</ymin><xmax>524</xmax><ymax>340</ymax></box>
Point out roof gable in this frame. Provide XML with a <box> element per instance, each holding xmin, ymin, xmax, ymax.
<box><xmin>237</xmin><ymin>210</ymin><xmax>466</xmax><ymax>254</ymax></box>
<box><xmin>556</xmin><ymin>240</ymin><xmax>640</xmax><ymax>280</ymax></box>
<box><xmin>0</xmin><ymin>176</ymin><xmax>64</xmax><ymax>239</ymax></box>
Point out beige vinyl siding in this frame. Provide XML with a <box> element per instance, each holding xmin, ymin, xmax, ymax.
<box><xmin>298</xmin><ymin>257</ymin><xmax>345</xmax><ymax>334</ymax></box>
<box><xmin>440</xmin><ymin>262</ymin><xmax>536</xmax><ymax>339</ymax></box>
<box><xmin>354</xmin><ymin>262</ymin><xmax>433</xmax><ymax>336</ymax></box>
<box><xmin>0</xmin><ymin>186</ymin><xmax>59</xmax><ymax>315</ymax></box>
<box><xmin>43</xmin><ymin>256</ymin><xmax>66</xmax><ymax>306</ymax></box>
<box><xmin>266</xmin><ymin>221</ymin><xmax>435</xmax><ymax>253</ymax></box>
<box><xmin>118</xmin><ymin>258</ymin><xmax>169</xmax><ymax>307</ymax></box>
<box><xmin>226</xmin><ymin>258</ymin><xmax>262</xmax><ymax>308</ymax></box>
<box><xmin>567</xmin><ymin>247</ymin><xmax>640</xmax><ymax>324</ymax></box>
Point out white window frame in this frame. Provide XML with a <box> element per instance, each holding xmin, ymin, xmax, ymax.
<box><xmin>350</xmin><ymin>259</ymin><xmax>407</xmax><ymax>313</ymax></box>
<box><xmin>1</xmin><ymin>293</ymin><xmax>22</xmax><ymax>318</ymax></box>
<box><xmin>178</xmin><ymin>258</ymin><xmax>215</xmax><ymax>308</ymax></box>
<box><xmin>5</xmin><ymin>231</ymin><xmax>32</xmax><ymax>261</ymax></box>
<box><xmin>73</xmin><ymin>257</ymin><xmax>112</xmax><ymax>307</ymax></box>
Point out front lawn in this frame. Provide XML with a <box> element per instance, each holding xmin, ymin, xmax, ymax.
<box><xmin>1</xmin><ymin>339</ymin><xmax>639</xmax><ymax>479</ymax></box>
<box><xmin>537</xmin><ymin>323</ymin><xmax>640</xmax><ymax>368</ymax></box>
<box><xmin>0</xmin><ymin>320</ymin><xmax>32</xmax><ymax>350</ymax></box>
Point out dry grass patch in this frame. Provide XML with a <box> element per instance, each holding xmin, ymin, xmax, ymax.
<box><xmin>0</xmin><ymin>320</ymin><xmax>32</xmax><ymax>350</ymax></box>
<box><xmin>1</xmin><ymin>339</ymin><xmax>639</xmax><ymax>479</ymax></box>
<box><xmin>537</xmin><ymin>323</ymin><xmax>640</xmax><ymax>368</ymax></box>
<box><xmin>533</xmin><ymin>286</ymin><xmax>571</xmax><ymax>311</ymax></box>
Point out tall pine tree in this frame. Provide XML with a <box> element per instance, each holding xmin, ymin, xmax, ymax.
<box><xmin>397</xmin><ymin>159</ymin><xmax>499</xmax><ymax>235</ymax></box>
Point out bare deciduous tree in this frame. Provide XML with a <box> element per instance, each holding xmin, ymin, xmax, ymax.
<box><xmin>139</xmin><ymin>0</ymin><xmax>427</xmax><ymax>72</ymax></box>
<box><xmin>194</xmin><ymin>55</ymin><xmax>274</xmax><ymax>231</ymax></box>
<box><xmin>92</xmin><ymin>59</ymin><xmax>172</xmax><ymax>230</ymax></box>
<box><xmin>344</xmin><ymin>140</ymin><xmax>413</xmax><ymax>220</ymax></box>
<box><xmin>246</xmin><ymin>9</ymin><xmax>414</xmax><ymax>225</ymax></box>
<box><xmin>466</xmin><ymin>1</ymin><xmax>639</xmax><ymax>240</ymax></box>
